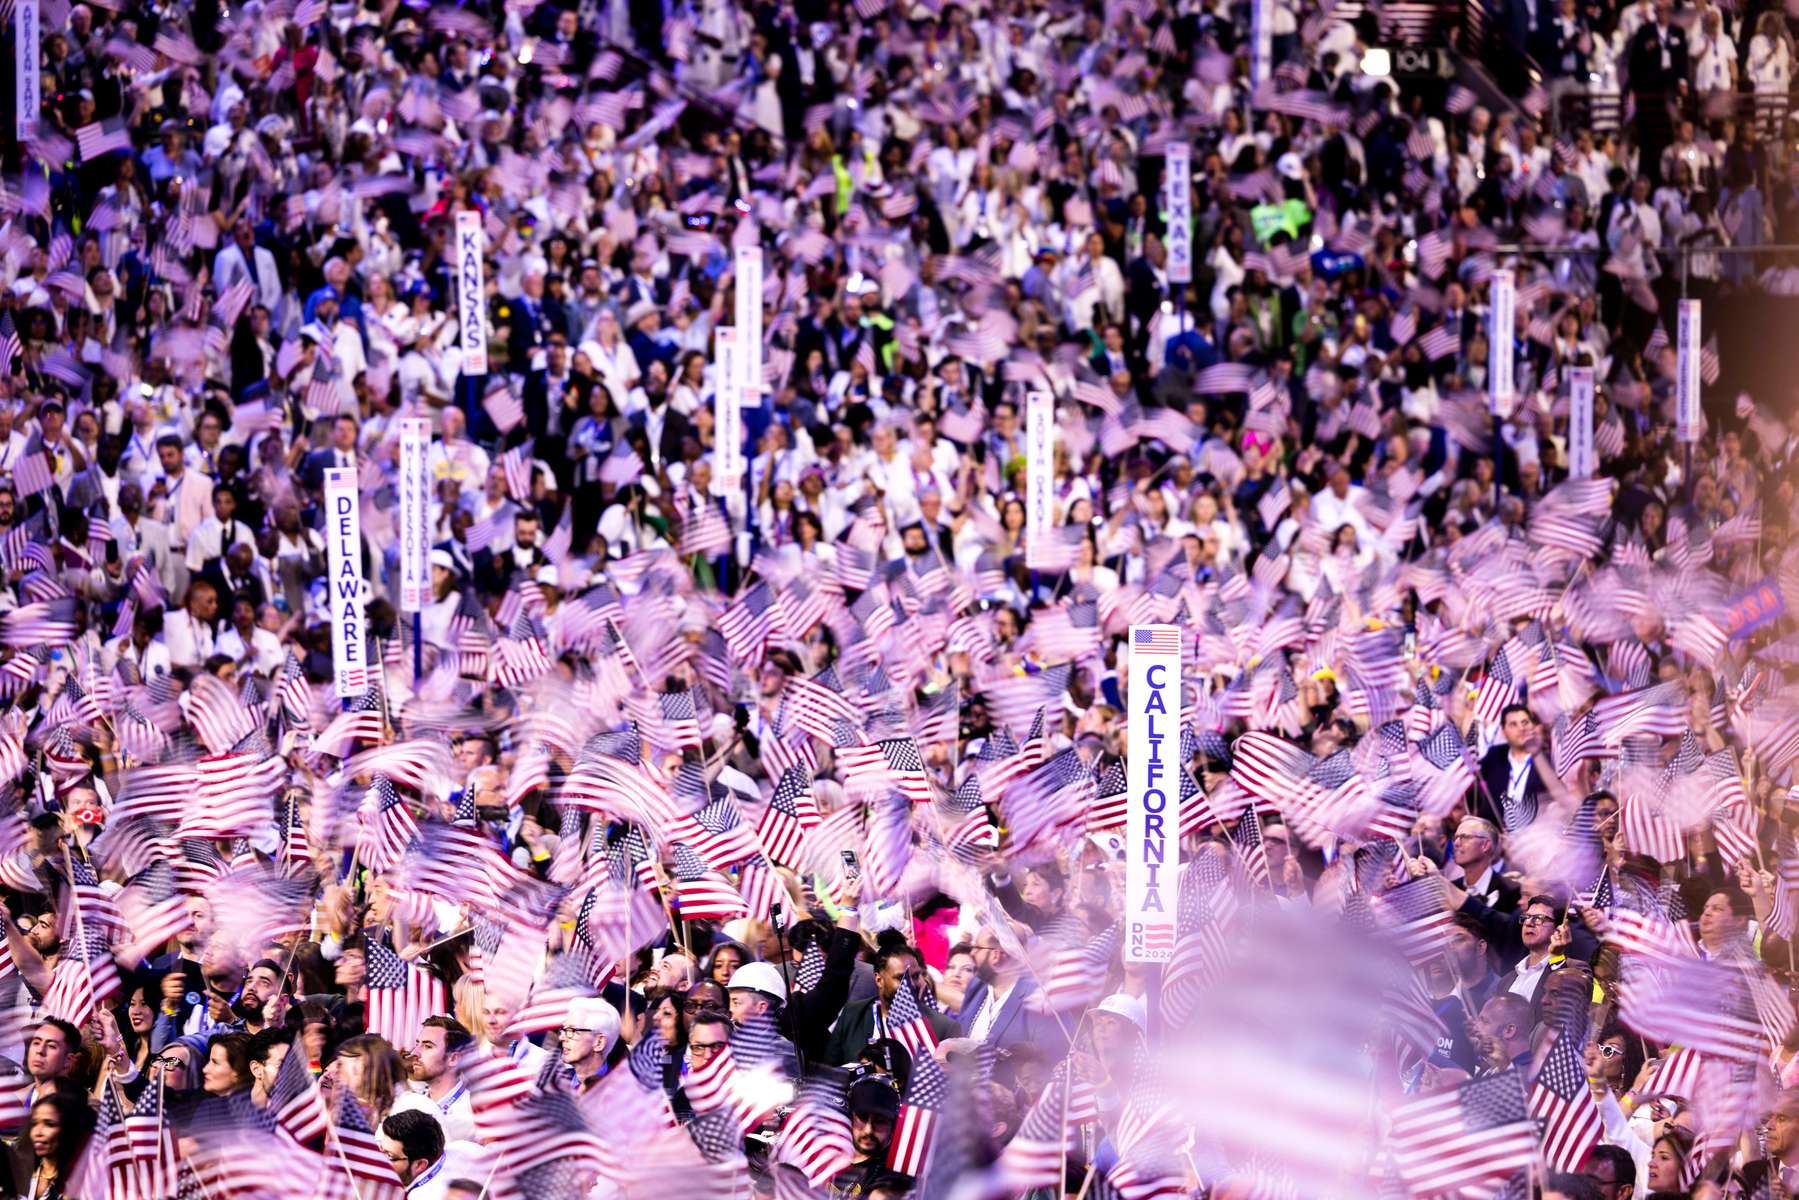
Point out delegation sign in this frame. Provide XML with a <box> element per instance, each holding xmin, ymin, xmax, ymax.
<box><xmin>1126</xmin><ymin>623</ymin><xmax>1182</xmax><ymax>962</ymax></box>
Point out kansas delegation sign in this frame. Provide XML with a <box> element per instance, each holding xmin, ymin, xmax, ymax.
<box><xmin>1126</xmin><ymin>624</ymin><xmax>1182</xmax><ymax>962</ymax></box>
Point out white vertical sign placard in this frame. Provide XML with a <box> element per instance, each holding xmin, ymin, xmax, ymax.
<box><xmin>1677</xmin><ymin>299</ymin><xmax>1701</xmax><ymax>444</ymax></box>
<box><xmin>735</xmin><ymin>245</ymin><xmax>763</xmax><ymax>401</ymax></box>
<box><xmin>15</xmin><ymin>0</ymin><xmax>36</xmax><ymax>144</ymax></box>
<box><xmin>1164</xmin><ymin>142</ymin><xmax>1192</xmax><ymax>287</ymax></box>
<box><xmin>454</xmin><ymin>210</ymin><xmax>488</xmax><ymax>376</ymax></box>
<box><xmin>1126</xmin><ymin>624</ymin><xmax>1183</xmax><ymax>963</ymax></box>
<box><xmin>1250</xmin><ymin>0</ymin><xmax>1272</xmax><ymax>89</ymax></box>
<box><xmin>324</xmin><ymin>468</ymin><xmax>368</xmax><ymax>697</ymax></box>
<box><xmin>1023</xmin><ymin>389</ymin><xmax>1054</xmax><ymax>570</ymax></box>
<box><xmin>1568</xmin><ymin>367</ymin><xmax>1596</xmax><ymax>480</ymax></box>
<box><xmin>397</xmin><ymin>417</ymin><xmax>431</xmax><ymax>612</ymax></box>
<box><xmin>1488</xmin><ymin>268</ymin><xmax>1514</xmax><ymax>415</ymax></box>
<box><xmin>714</xmin><ymin>326</ymin><xmax>742</xmax><ymax>483</ymax></box>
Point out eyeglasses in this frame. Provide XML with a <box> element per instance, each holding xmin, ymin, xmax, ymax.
<box><xmin>558</xmin><ymin>1027</ymin><xmax>598</xmax><ymax>1037</ymax></box>
<box><xmin>688</xmin><ymin>1041</ymin><xmax>728</xmax><ymax>1058</ymax></box>
<box><xmin>150</xmin><ymin>1056</ymin><xmax>188</xmax><ymax>1070</ymax></box>
<box><xmin>683</xmin><ymin>998</ymin><xmax>725</xmax><ymax>1013</ymax></box>
<box><xmin>1521</xmin><ymin>914</ymin><xmax>1556</xmax><ymax>926</ymax></box>
<box><xmin>1597</xmin><ymin>1044</ymin><xmax>1622</xmax><ymax>1059</ymax></box>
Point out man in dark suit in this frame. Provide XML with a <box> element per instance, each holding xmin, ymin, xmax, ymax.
<box><xmin>472</xmin><ymin>509</ymin><xmax>549</xmax><ymax>598</ymax></box>
<box><xmin>1476</xmin><ymin>704</ymin><xmax>1556</xmax><ymax>832</ymax></box>
<box><xmin>628</xmin><ymin>368</ymin><xmax>691</xmax><ymax>470</ymax></box>
<box><xmin>821</xmin><ymin>940</ymin><xmax>957</xmax><ymax>1066</ymax></box>
<box><xmin>201</xmin><ymin>542</ymin><xmax>268</xmax><ymax>615</ymax></box>
<box><xmin>300</xmin><ymin>413</ymin><xmax>361</xmax><ymax>492</ymax></box>
<box><xmin>957</xmin><ymin>926</ymin><xmax>1069</xmax><ymax>1065</ymax></box>
<box><xmin>1449</xmin><ymin>816</ymin><xmax>1521</xmax><ymax>915</ymax></box>
<box><xmin>504</xmin><ymin>270</ymin><xmax>560</xmax><ymax>374</ymax></box>
<box><xmin>1625</xmin><ymin>0</ymin><xmax>1689</xmax><ymax>185</ymax></box>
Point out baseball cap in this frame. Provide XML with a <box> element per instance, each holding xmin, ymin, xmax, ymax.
<box><xmin>847</xmin><ymin>1074</ymin><xmax>901</xmax><ymax>1120</ymax></box>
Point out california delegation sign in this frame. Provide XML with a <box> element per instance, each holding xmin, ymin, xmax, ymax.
<box><xmin>1126</xmin><ymin>623</ymin><xmax>1182</xmax><ymax>962</ymax></box>
<box><xmin>325</xmin><ymin>467</ymin><xmax>368</xmax><ymax>697</ymax></box>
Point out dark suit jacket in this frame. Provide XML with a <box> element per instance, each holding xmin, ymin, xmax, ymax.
<box><xmin>956</xmin><ymin>975</ymin><xmax>1069</xmax><ymax>1064</ymax></box>
<box><xmin>1461</xmin><ymin>870</ymin><xmax>1523</xmax><ymax>917</ymax></box>
<box><xmin>1477</xmin><ymin>745</ymin><xmax>1547</xmax><ymax>831</ymax></box>
<box><xmin>200</xmin><ymin>562</ymin><xmax>268</xmax><ymax>614</ymax></box>
<box><xmin>472</xmin><ymin>544</ymin><xmax>548</xmax><ymax>599</ymax></box>
<box><xmin>1458</xmin><ymin>892</ymin><xmax>1598</xmax><ymax>973</ymax></box>
<box><xmin>821</xmin><ymin>995</ymin><xmax>960</xmax><ymax>1067</ymax></box>
<box><xmin>628</xmin><ymin>407</ymin><xmax>691</xmax><ymax>470</ymax></box>
<box><xmin>781</xmin><ymin>926</ymin><xmax>865</xmax><ymax>1066</ymax></box>
<box><xmin>301</xmin><ymin>447</ymin><xmax>357</xmax><ymax>491</ymax></box>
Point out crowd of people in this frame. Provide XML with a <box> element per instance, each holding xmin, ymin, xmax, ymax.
<box><xmin>0</xmin><ymin>0</ymin><xmax>1795</xmax><ymax>1196</ymax></box>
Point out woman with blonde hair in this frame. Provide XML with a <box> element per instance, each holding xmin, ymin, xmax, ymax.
<box><xmin>453</xmin><ymin>976</ymin><xmax>489</xmax><ymax>1045</ymax></box>
<box><xmin>324</xmin><ymin>1034</ymin><xmax>407</xmax><ymax>1129</ymax></box>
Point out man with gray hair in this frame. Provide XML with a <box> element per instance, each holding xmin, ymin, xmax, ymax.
<box><xmin>1450</xmin><ymin>815</ymin><xmax>1519</xmax><ymax>915</ymax></box>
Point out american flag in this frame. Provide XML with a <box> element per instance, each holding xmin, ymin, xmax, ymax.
<box><xmin>670</xmin><ymin>842</ymin><xmax>749</xmax><ymax>920</ymax></box>
<box><xmin>9</xmin><ymin>452</ymin><xmax>53</xmax><ymax>499</ymax></box>
<box><xmin>1000</xmin><ymin>747</ymin><xmax>1095</xmax><ymax>852</ymax></box>
<box><xmin>115</xmin><ymin>860</ymin><xmax>191</xmax><ymax>963</ymax></box>
<box><xmin>328</xmin><ymin>1086</ymin><xmax>404</xmax><ymax>1200</ymax></box>
<box><xmin>499</xmin><ymin>439</ymin><xmax>536</xmax><ymax>500</ymax></box>
<box><xmin>792</xmin><ymin>938</ymin><xmax>827</xmax><ymax>994</ymax></box>
<box><xmin>719</xmin><ymin>581</ymin><xmax>775</xmax><ymax>663</ymax></box>
<box><xmin>267</xmin><ymin>1025</ymin><xmax>331</xmax><ymax>1148</ymax></box>
<box><xmin>757</xmin><ymin>767</ymin><xmax>820</xmax><ymax>866</ymax></box>
<box><xmin>482</xmin><ymin>384</ymin><xmax>525</xmax><ymax>433</ymax></box>
<box><xmin>183</xmin><ymin>751</ymin><xmax>283</xmax><ymax>839</ymax></box>
<box><xmin>776</xmin><ymin>1068</ymin><xmax>854</xmax><ymax>1185</ymax></box>
<box><xmin>75</xmin><ymin>118</ymin><xmax>132</xmax><ymax>160</ymax></box>
<box><xmin>883</xmin><ymin>965</ymin><xmax>942</xmax><ymax>1062</ymax></box>
<box><xmin>993</xmin><ymin>1060</ymin><xmax>1090</xmax><ymax>1192</ymax></box>
<box><xmin>886</xmin><ymin>991</ymin><xmax>948</xmax><ymax>1177</ymax></box>
<box><xmin>1388</xmin><ymin>1071</ymin><xmax>1537</xmax><ymax>1196</ymax></box>
<box><xmin>1530</xmin><ymin>1031</ymin><xmax>1603</xmax><ymax>1171</ymax></box>
<box><xmin>658</xmin><ymin>688</ymin><xmax>704</xmax><ymax>750</ymax></box>
<box><xmin>1412</xmin><ymin>721</ymin><xmax>1475</xmax><ymax>815</ymax></box>
<box><xmin>681</xmin><ymin>498</ymin><xmax>733</xmax><ymax>557</ymax></box>
<box><xmin>365</xmin><ymin>941</ymin><xmax>448</xmax><ymax>1052</ymax></box>
<box><xmin>42</xmin><ymin>931</ymin><xmax>121</xmax><ymax>1028</ymax></box>
<box><xmin>673</xmin><ymin>789</ymin><xmax>760</xmax><ymax>870</ymax></box>
<box><xmin>1229</xmin><ymin>804</ymin><xmax>1270</xmax><ymax>888</ymax></box>
<box><xmin>1375</xmin><ymin>875</ymin><xmax>1455</xmax><ymax>962</ymax></box>
<box><xmin>837</xmin><ymin>737</ymin><xmax>933</xmax><ymax>805</ymax></box>
<box><xmin>357</xmin><ymin>775</ymin><xmax>420</xmax><ymax>871</ymax></box>
<box><xmin>785</xmin><ymin>670</ymin><xmax>863</xmax><ymax>742</ymax></box>
<box><xmin>1419</xmin><ymin>321</ymin><xmax>1461</xmax><ymax>361</ymax></box>
<box><xmin>1470</xmin><ymin>652</ymin><xmax>1517</xmax><ymax>731</ymax></box>
<box><xmin>1620</xmin><ymin>785</ymin><xmax>1685</xmax><ymax>863</ymax></box>
<box><xmin>120</xmin><ymin>1073</ymin><xmax>177</xmax><ymax>1197</ymax></box>
<box><xmin>1619</xmin><ymin>955</ymin><xmax>1791</xmax><ymax>1063</ymax></box>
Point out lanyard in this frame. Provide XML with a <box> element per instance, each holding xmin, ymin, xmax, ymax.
<box><xmin>434</xmin><ymin>1082</ymin><xmax>466</xmax><ymax>1114</ymax></box>
<box><xmin>406</xmin><ymin>1156</ymin><xmax>445</xmax><ymax>1195</ymax></box>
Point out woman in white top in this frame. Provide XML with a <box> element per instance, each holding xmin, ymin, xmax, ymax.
<box><xmin>1749</xmin><ymin>11</ymin><xmax>1793</xmax><ymax>94</ymax></box>
<box><xmin>582</xmin><ymin>309</ymin><xmax>642</xmax><ymax>410</ymax></box>
<box><xmin>1208</xmin><ymin>224</ymin><xmax>1248</xmax><ymax>324</ymax></box>
<box><xmin>1749</xmin><ymin>12</ymin><xmax>1794</xmax><ymax>135</ymax></box>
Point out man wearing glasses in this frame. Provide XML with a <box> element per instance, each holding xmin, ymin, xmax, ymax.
<box><xmin>1447</xmin><ymin>817</ymin><xmax>1519</xmax><ymax>915</ymax></box>
<box><xmin>1498</xmin><ymin>897</ymin><xmax>1571</xmax><ymax>1009</ymax></box>
<box><xmin>553</xmin><ymin>998</ymin><xmax>620</xmax><ymax>1095</ymax></box>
